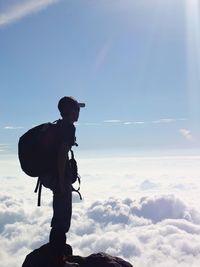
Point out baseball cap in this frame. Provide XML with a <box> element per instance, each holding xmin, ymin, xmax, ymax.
<box><xmin>58</xmin><ymin>96</ymin><xmax>85</xmax><ymax>114</ymax></box>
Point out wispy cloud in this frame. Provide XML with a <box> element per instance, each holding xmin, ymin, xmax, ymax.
<box><xmin>124</xmin><ymin>118</ymin><xmax>187</xmax><ymax>125</ymax></box>
<box><xmin>103</xmin><ymin>120</ymin><xmax>121</xmax><ymax>123</ymax></box>
<box><xmin>4</xmin><ymin>126</ymin><xmax>24</xmax><ymax>130</ymax></box>
<box><xmin>124</xmin><ymin>121</ymin><xmax>145</xmax><ymax>125</ymax></box>
<box><xmin>179</xmin><ymin>128</ymin><xmax>193</xmax><ymax>141</ymax></box>
<box><xmin>152</xmin><ymin>118</ymin><xmax>187</xmax><ymax>124</ymax></box>
<box><xmin>0</xmin><ymin>144</ymin><xmax>10</xmax><ymax>152</ymax></box>
<box><xmin>77</xmin><ymin>117</ymin><xmax>188</xmax><ymax>127</ymax></box>
<box><xmin>152</xmin><ymin>118</ymin><xmax>176</xmax><ymax>124</ymax></box>
<box><xmin>84</xmin><ymin>122</ymin><xmax>101</xmax><ymax>126</ymax></box>
<box><xmin>0</xmin><ymin>0</ymin><xmax>62</xmax><ymax>27</ymax></box>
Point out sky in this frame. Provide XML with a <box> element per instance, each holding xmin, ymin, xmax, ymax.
<box><xmin>1</xmin><ymin>1</ymin><xmax>200</xmax><ymax>267</ymax></box>
<box><xmin>0</xmin><ymin>0</ymin><xmax>200</xmax><ymax>156</ymax></box>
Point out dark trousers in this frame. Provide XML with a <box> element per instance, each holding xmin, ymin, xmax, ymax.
<box><xmin>39</xmin><ymin>172</ymin><xmax>72</xmax><ymax>234</ymax></box>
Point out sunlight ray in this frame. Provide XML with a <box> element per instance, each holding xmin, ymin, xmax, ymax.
<box><xmin>185</xmin><ymin>0</ymin><xmax>200</xmax><ymax>121</ymax></box>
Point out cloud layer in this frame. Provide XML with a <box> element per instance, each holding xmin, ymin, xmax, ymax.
<box><xmin>1</xmin><ymin>155</ymin><xmax>200</xmax><ymax>267</ymax></box>
<box><xmin>1</xmin><ymin>192</ymin><xmax>200</xmax><ymax>267</ymax></box>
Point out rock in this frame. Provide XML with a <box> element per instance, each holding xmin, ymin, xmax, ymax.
<box><xmin>22</xmin><ymin>243</ymin><xmax>72</xmax><ymax>267</ymax></box>
<box><xmin>68</xmin><ymin>252</ymin><xmax>133</xmax><ymax>267</ymax></box>
<box><xmin>22</xmin><ymin>244</ymin><xmax>133</xmax><ymax>267</ymax></box>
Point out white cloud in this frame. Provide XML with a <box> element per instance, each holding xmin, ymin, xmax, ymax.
<box><xmin>124</xmin><ymin>122</ymin><xmax>133</xmax><ymax>125</ymax></box>
<box><xmin>1</xmin><ymin>156</ymin><xmax>200</xmax><ymax>266</ymax></box>
<box><xmin>133</xmin><ymin>121</ymin><xmax>145</xmax><ymax>124</ymax></box>
<box><xmin>179</xmin><ymin>128</ymin><xmax>193</xmax><ymax>141</ymax></box>
<box><xmin>2</xmin><ymin>191</ymin><xmax>200</xmax><ymax>267</ymax></box>
<box><xmin>132</xmin><ymin>195</ymin><xmax>200</xmax><ymax>223</ymax></box>
<box><xmin>4</xmin><ymin>126</ymin><xmax>24</xmax><ymax>130</ymax></box>
<box><xmin>75</xmin><ymin>117</ymin><xmax>188</xmax><ymax>127</ymax></box>
<box><xmin>124</xmin><ymin>118</ymin><xmax>187</xmax><ymax>125</ymax></box>
<box><xmin>0</xmin><ymin>191</ymin><xmax>200</xmax><ymax>267</ymax></box>
<box><xmin>0</xmin><ymin>144</ymin><xmax>10</xmax><ymax>152</ymax></box>
<box><xmin>124</xmin><ymin>121</ymin><xmax>145</xmax><ymax>125</ymax></box>
<box><xmin>103</xmin><ymin>120</ymin><xmax>121</xmax><ymax>123</ymax></box>
<box><xmin>70</xmin><ymin>195</ymin><xmax>200</xmax><ymax>266</ymax></box>
<box><xmin>152</xmin><ymin>118</ymin><xmax>187</xmax><ymax>124</ymax></box>
<box><xmin>86</xmin><ymin>195</ymin><xmax>200</xmax><ymax>226</ymax></box>
<box><xmin>84</xmin><ymin>122</ymin><xmax>101</xmax><ymax>126</ymax></box>
<box><xmin>152</xmin><ymin>118</ymin><xmax>175</xmax><ymax>124</ymax></box>
<box><xmin>140</xmin><ymin>179</ymin><xmax>158</xmax><ymax>190</ymax></box>
<box><xmin>0</xmin><ymin>0</ymin><xmax>62</xmax><ymax>27</ymax></box>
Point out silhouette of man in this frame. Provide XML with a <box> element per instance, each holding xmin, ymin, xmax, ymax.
<box><xmin>39</xmin><ymin>96</ymin><xmax>85</xmax><ymax>253</ymax></box>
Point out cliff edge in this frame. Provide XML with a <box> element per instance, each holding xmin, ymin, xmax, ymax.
<box><xmin>22</xmin><ymin>243</ymin><xmax>133</xmax><ymax>267</ymax></box>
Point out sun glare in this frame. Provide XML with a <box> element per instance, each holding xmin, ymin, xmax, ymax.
<box><xmin>185</xmin><ymin>0</ymin><xmax>200</xmax><ymax>121</ymax></box>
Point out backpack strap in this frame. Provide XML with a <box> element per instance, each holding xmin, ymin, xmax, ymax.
<box><xmin>33</xmin><ymin>120</ymin><xmax>59</xmax><ymax>207</ymax></box>
<box><xmin>34</xmin><ymin>142</ymin><xmax>82</xmax><ymax>207</ymax></box>
<box><xmin>72</xmin><ymin>187</ymin><xmax>82</xmax><ymax>200</ymax></box>
<box><xmin>70</xmin><ymin>149</ymin><xmax>82</xmax><ymax>200</ymax></box>
<box><xmin>34</xmin><ymin>178</ymin><xmax>42</xmax><ymax>207</ymax></box>
<box><xmin>71</xmin><ymin>177</ymin><xmax>82</xmax><ymax>200</ymax></box>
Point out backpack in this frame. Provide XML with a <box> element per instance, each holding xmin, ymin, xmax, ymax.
<box><xmin>18</xmin><ymin>121</ymin><xmax>82</xmax><ymax>206</ymax></box>
<box><xmin>18</xmin><ymin>122</ymin><xmax>58</xmax><ymax>177</ymax></box>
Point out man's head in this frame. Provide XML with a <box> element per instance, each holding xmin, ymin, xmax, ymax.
<box><xmin>58</xmin><ymin>96</ymin><xmax>85</xmax><ymax>122</ymax></box>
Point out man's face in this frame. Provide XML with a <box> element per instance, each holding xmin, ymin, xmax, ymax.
<box><xmin>69</xmin><ymin>106</ymin><xmax>80</xmax><ymax>122</ymax></box>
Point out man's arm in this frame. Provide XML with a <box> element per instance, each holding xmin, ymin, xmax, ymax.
<box><xmin>57</xmin><ymin>142</ymin><xmax>70</xmax><ymax>194</ymax></box>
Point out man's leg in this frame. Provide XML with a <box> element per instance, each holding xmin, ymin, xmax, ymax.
<box><xmin>50</xmin><ymin>180</ymin><xmax>72</xmax><ymax>250</ymax></box>
<box><xmin>51</xmin><ymin>180</ymin><xmax>72</xmax><ymax>230</ymax></box>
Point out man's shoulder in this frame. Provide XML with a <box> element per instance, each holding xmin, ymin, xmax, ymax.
<box><xmin>56</xmin><ymin>120</ymin><xmax>76</xmax><ymax>145</ymax></box>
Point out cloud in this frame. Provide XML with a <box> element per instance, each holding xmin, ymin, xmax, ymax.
<box><xmin>179</xmin><ymin>128</ymin><xmax>193</xmax><ymax>141</ymax></box>
<box><xmin>131</xmin><ymin>195</ymin><xmax>198</xmax><ymax>223</ymax></box>
<box><xmin>1</xmin><ymin>156</ymin><xmax>200</xmax><ymax>267</ymax></box>
<box><xmin>75</xmin><ymin>117</ymin><xmax>188</xmax><ymax>127</ymax></box>
<box><xmin>152</xmin><ymin>118</ymin><xmax>187</xmax><ymax>124</ymax></box>
<box><xmin>87</xmin><ymin>198</ymin><xmax>133</xmax><ymax>225</ymax></box>
<box><xmin>139</xmin><ymin>179</ymin><xmax>158</xmax><ymax>190</ymax></box>
<box><xmin>152</xmin><ymin>118</ymin><xmax>176</xmax><ymax>123</ymax></box>
<box><xmin>103</xmin><ymin>120</ymin><xmax>121</xmax><ymax>123</ymax></box>
<box><xmin>124</xmin><ymin>118</ymin><xmax>187</xmax><ymax>125</ymax></box>
<box><xmin>84</xmin><ymin>122</ymin><xmax>101</xmax><ymax>126</ymax></box>
<box><xmin>124</xmin><ymin>121</ymin><xmax>145</xmax><ymax>125</ymax></box>
<box><xmin>0</xmin><ymin>0</ymin><xmax>62</xmax><ymax>27</ymax></box>
<box><xmin>1</xmin><ymin>190</ymin><xmax>200</xmax><ymax>267</ymax></box>
<box><xmin>0</xmin><ymin>144</ymin><xmax>10</xmax><ymax>152</ymax></box>
<box><xmin>86</xmin><ymin>195</ymin><xmax>200</xmax><ymax>226</ymax></box>
<box><xmin>3</xmin><ymin>126</ymin><xmax>24</xmax><ymax>130</ymax></box>
<box><xmin>70</xmin><ymin>195</ymin><xmax>200</xmax><ymax>265</ymax></box>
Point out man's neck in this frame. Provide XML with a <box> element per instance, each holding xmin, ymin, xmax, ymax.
<box><xmin>61</xmin><ymin>118</ymin><xmax>74</xmax><ymax>124</ymax></box>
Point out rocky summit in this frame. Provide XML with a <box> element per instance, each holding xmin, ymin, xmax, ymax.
<box><xmin>22</xmin><ymin>243</ymin><xmax>133</xmax><ymax>267</ymax></box>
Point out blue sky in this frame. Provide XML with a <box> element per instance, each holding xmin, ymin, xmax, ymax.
<box><xmin>0</xmin><ymin>0</ymin><xmax>200</xmax><ymax>155</ymax></box>
<box><xmin>1</xmin><ymin>3</ymin><xmax>200</xmax><ymax>266</ymax></box>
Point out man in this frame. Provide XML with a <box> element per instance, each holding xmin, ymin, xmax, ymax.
<box><xmin>39</xmin><ymin>96</ymin><xmax>85</xmax><ymax>254</ymax></box>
